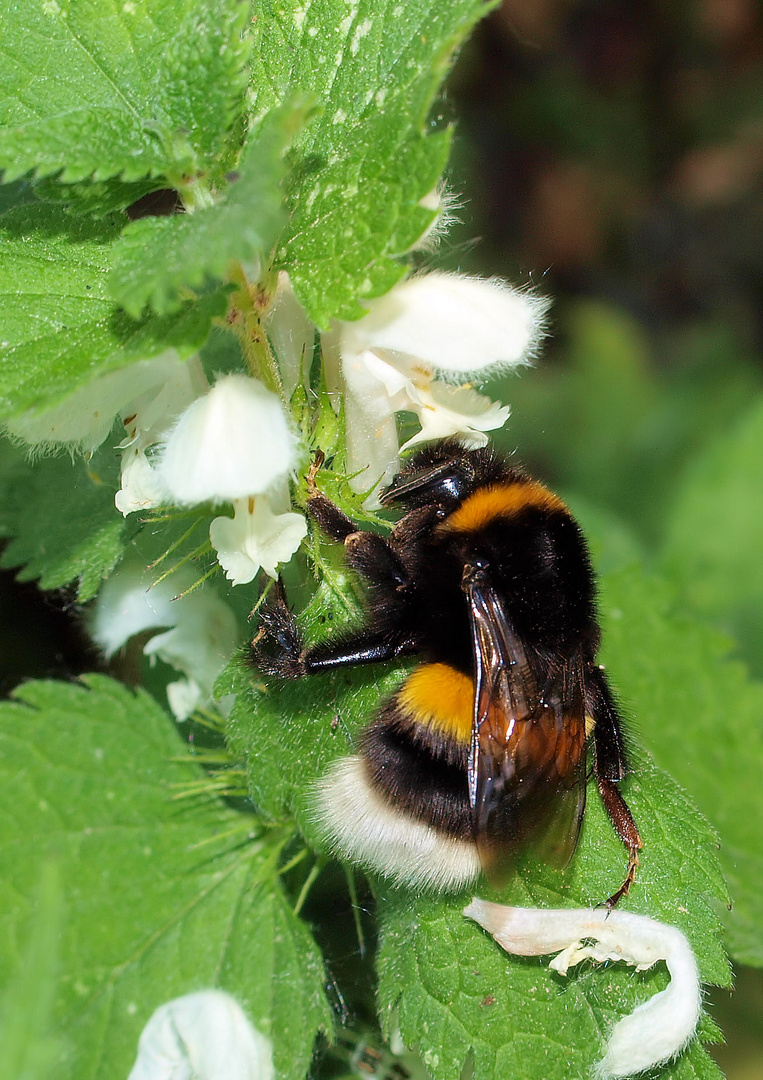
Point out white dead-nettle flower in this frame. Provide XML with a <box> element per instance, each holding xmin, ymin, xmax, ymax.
<box><xmin>464</xmin><ymin>899</ymin><xmax>702</xmax><ymax>1080</ymax></box>
<box><xmin>157</xmin><ymin>374</ymin><xmax>307</xmax><ymax>585</ymax></box>
<box><xmin>157</xmin><ymin>374</ymin><xmax>299</xmax><ymax>505</ymax></box>
<box><xmin>115</xmin><ymin>355</ymin><xmax>209</xmax><ymax>516</ymax></box>
<box><xmin>327</xmin><ymin>272</ymin><xmax>548</xmax><ymax>493</ymax></box>
<box><xmin>210</xmin><ymin>489</ymin><xmax>308</xmax><ymax>586</ymax></box>
<box><xmin>128</xmin><ymin>990</ymin><xmax>273</xmax><ymax>1080</ymax></box>
<box><xmin>4</xmin><ymin>350</ymin><xmax>201</xmax><ymax>457</ymax></box>
<box><xmin>263</xmin><ymin>271</ymin><xmax>315</xmax><ymax>400</ymax></box>
<box><xmin>91</xmin><ymin>564</ymin><xmax>238</xmax><ymax>721</ymax></box>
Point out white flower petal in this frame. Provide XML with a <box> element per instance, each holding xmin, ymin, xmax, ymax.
<box><xmin>158</xmin><ymin>375</ymin><xmax>299</xmax><ymax>505</ymax></box>
<box><xmin>340</xmin><ymin>350</ymin><xmax>405</xmax><ymax>494</ymax></box>
<box><xmin>90</xmin><ymin>564</ymin><xmax>239</xmax><ymax>717</ymax></box>
<box><xmin>5</xmin><ymin>351</ymin><xmax>195</xmax><ymax>453</ymax></box>
<box><xmin>90</xmin><ymin>565</ymin><xmax>180</xmax><ymax>657</ymax></box>
<box><xmin>143</xmin><ymin>592</ymin><xmax>239</xmax><ymax>700</ymax></box>
<box><xmin>128</xmin><ymin>989</ymin><xmax>273</xmax><ymax>1080</ymax></box>
<box><xmin>264</xmin><ymin>271</ymin><xmax>316</xmax><ymax>399</ymax></box>
<box><xmin>401</xmin><ymin>382</ymin><xmax>511</xmax><ymax>451</ymax></box>
<box><xmin>342</xmin><ymin>272</ymin><xmax>548</xmax><ymax>379</ymax></box>
<box><xmin>210</xmin><ymin>497</ymin><xmax>308</xmax><ymax>586</ymax></box>
<box><xmin>465</xmin><ymin>900</ymin><xmax>702</xmax><ymax>1080</ymax></box>
<box><xmin>115</xmin><ymin>448</ymin><xmax>170</xmax><ymax>516</ymax></box>
<box><xmin>165</xmin><ymin>678</ymin><xmax>204</xmax><ymax>722</ymax></box>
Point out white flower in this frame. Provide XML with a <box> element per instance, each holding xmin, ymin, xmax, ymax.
<box><xmin>115</xmin><ymin>356</ymin><xmax>208</xmax><ymax>516</ymax></box>
<box><xmin>90</xmin><ymin>564</ymin><xmax>238</xmax><ymax>721</ymax></box>
<box><xmin>263</xmin><ymin>271</ymin><xmax>315</xmax><ymax>400</ymax></box>
<box><xmin>4</xmin><ymin>351</ymin><xmax>200</xmax><ymax>455</ymax></box>
<box><xmin>210</xmin><ymin>495</ymin><xmax>308</xmax><ymax>586</ymax></box>
<box><xmin>464</xmin><ymin>899</ymin><xmax>702</xmax><ymax>1080</ymax></box>
<box><xmin>128</xmin><ymin>990</ymin><xmax>273</xmax><ymax>1080</ymax></box>
<box><xmin>341</xmin><ymin>273</ymin><xmax>547</xmax><ymax>381</ymax></box>
<box><xmin>400</xmin><ymin>382</ymin><xmax>510</xmax><ymax>451</ymax></box>
<box><xmin>330</xmin><ymin>272</ymin><xmax>548</xmax><ymax>492</ymax></box>
<box><xmin>115</xmin><ymin>450</ymin><xmax>171</xmax><ymax>516</ymax></box>
<box><xmin>157</xmin><ymin>374</ymin><xmax>299</xmax><ymax>505</ymax></box>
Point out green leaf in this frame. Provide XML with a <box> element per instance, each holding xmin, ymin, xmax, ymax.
<box><xmin>376</xmin><ymin>756</ymin><xmax>728</xmax><ymax>1080</ymax></box>
<box><xmin>33</xmin><ymin>174</ymin><xmax>168</xmax><ymax>217</ymax></box>
<box><xmin>597</xmin><ymin>561</ymin><xmax>763</xmax><ymax>967</ymax></box>
<box><xmin>0</xmin><ymin>0</ymin><xmax>249</xmax><ymax>184</ymax></box>
<box><xmin>0</xmin><ymin>202</ymin><xmax>228</xmax><ymax>419</ymax></box>
<box><xmin>0</xmin><ymin>675</ymin><xmax>331</xmax><ymax>1080</ymax></box>
<box><xmin>660</xmin><ymin>396</ymin><xmax>763</xmax><ymax>674</ymax></box>
<box><xmin>224</xmin><ymin>578</ymin><xmax>408</xmax><ymax>841</ymax></box>
<box><xmin>249</xmin><ymin>0</ymin><xmax>497</xmax><ymax>326</ymax></box>
<box><xmin>0</xmin><ymin>861</ymin><xmax>64</xmax><ymax>1080</ymax></box>
<box><xmin>110</xmin><ymin>102</ymin><xmax>312</xmax><ymax>317</ymax></box>
<box><xmin>0</xmin><ymin>439</ymin><xmax>129</xmax><ymax>601</ymax></box>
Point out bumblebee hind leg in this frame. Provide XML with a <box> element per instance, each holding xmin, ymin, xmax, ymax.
<box><xmin>586</xmin><ymin>664</ymin><xmax>643</xmax><ymax>908</ymax></box>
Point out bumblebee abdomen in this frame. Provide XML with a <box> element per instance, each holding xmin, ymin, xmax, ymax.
<box><xmin>312</xmin><ymin>663</ymin><xmax>481</xmax><ymax>890</ymax></box>
<box><xmin>396</xmin><ymin>662</ymin><xmax>474</xmax><ymax>744</ymax></box>
<box><xmin>359</xmin><ymin>663</ymin><xmax>474</xmax><ymax>839</ymax></box>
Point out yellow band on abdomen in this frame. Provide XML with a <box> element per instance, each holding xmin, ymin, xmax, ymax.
<box><xmin>397</xmin><ymin>663</ymin><xmax>474</xmax><ymax>744</ymax></box>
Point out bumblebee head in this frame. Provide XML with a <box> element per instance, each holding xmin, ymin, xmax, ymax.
<box><xmin>380</xmin><ymin>439</ymin><xmax>515</xmax><ymax>511</ymax></box>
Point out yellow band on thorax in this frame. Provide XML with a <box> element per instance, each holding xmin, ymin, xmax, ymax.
<box><xmin>442</xmin><ymin>482</ymin><xmax>567</xmax><ymax>534</ymax></box>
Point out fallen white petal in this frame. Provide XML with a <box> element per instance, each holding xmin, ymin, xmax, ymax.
<box><xmin>158</xmin><ymin>375</ymin><xmax>299</xmax><ymax>505</ymax></box>
<box><xmin>127</xmin><ymin>989</ymin><xmax>273</xmax><ymax>1080</ymax></box>
<box><xmin>464</xmin><ymin>900</ymin><xmax>701</xmax><ymax>1080</ymax></box>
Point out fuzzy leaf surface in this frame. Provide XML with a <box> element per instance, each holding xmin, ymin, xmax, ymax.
<box><xmin>0</xmin><ymin>203</ymin><xmax>227</xmax><ymax>420</ymax></box>
<box><xmin>249</xmin><ymin>0</ymin><xmax>496</xmax><ymax>325</ymax></box>
<box><xmin>0</xmin><ymin>0</ymin><xmax>249</xmax><ymax>183</ymax></box>
<box><xmin>0</xmin><ymin>861</ymin><xmax>63</xmax><ymax>1080</ymax></box>
<box><xmin>109</xmin><ymin>102</ymin><xmax>310</xmax><ymax>316</ymax></box>
<box><xmin>377</xmin><ymin>779</ymin><xmax>726</xmax><ymax>1080</ymax></box>
<box><xmin>597</xmin><ymin>562</ymin><xmax>763</xmax><ymax>967</ymax></box>
<box><xmin>0</xmin><ymin>440</ymin><xmax>129</xmax><ymax>601</ymax></box>
<box><xmin>0</xmin><ymin>675</ymin><xmax>330</xmax><ymax>1080</ymax></box>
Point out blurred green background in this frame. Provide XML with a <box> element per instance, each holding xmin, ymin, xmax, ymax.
<box><xmin>444</xmin><ymin>2</ymin><xmax>763</xmax><ymax>1076</ymax></box>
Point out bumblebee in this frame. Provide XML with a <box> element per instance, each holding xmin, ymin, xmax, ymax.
<box><xmin>253</xmin><ymin>440</ymin><xmax>642</xmax><ymax>905</ymax></box>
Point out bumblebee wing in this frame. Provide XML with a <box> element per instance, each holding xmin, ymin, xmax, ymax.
<box><xmin>465</xmin><ymin>580</ymin><xmax>588</xmax><ymax>887</ymax></box>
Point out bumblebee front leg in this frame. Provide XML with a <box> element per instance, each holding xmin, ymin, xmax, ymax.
<box><xmin>587</xmin><ymin>664</ymin><xmax>643</xmax><ymax>908</ymax></box>
<box><xmin>306</xmin><ymin>459</ymin><xmax>411</xmax><ymax>591</ymax></box>
<box><xmin>305</xmin><ymin>450</ymin><xmax>359</xmax><ymax>541</ymax></box>
<box><xmin>252</xmin><ymin>599</ymin><xmax>417</xmax><ymax>678</ymax></box>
